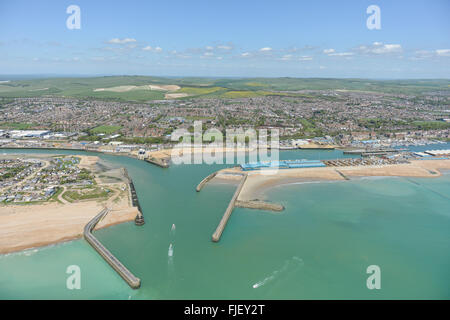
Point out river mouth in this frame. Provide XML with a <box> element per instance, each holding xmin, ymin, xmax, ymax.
<box><xmin>0</xmin><ymin>147</ymin><xmax>449</xmax><ymax>299</ymax></box>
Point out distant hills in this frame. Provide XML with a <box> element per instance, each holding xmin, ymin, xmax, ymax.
<box><xmin>0</xmin><ymin>76</ymin><xmax>449</xmax><ymax>102</ymax></box>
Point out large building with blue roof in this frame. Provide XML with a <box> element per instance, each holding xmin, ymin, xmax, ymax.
<box><xmin>241</xmin><ymin>159</ymin><xmax>326</xmax><ymax>171</ymax></box>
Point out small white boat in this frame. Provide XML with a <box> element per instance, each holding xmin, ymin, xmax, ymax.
<box><xmin>168</xmin><ymin>244</ymin><xmax>173</xmax><ymax>257</ymax></box>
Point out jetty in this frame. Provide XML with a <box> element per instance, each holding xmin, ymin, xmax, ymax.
<box><xmin>122</xmin><ymin>168</ymin><xmax>145</xmax><ymax>226</ymax></box>
<box><xmin>83</xmin><ymin>208</ymin><xmax>141</xmax><ymax>289</ymax></box>
<box><xmin>196</xmin><ymin>171</ymin><xmax>218</xmax><ymax>192</ymax></box>
<box><xmin>211</xmin><ymin>174</ymin><xmax>247</xmax><ymax>242</ymax></box>
<box><xmin>344</xmin><ymin>148</ymin><xmax>405</xmax><ymax>156</ymax></box>
<box><xmin>145</xmin><ymin>157</ymin><xmax>169</xmax><ymax>168</ymax></box>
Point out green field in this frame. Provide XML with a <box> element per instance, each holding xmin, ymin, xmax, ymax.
<box><xmin>90</xmin><ymin>125</ymin><xmax>122</xmax><ymax>134</ymax></box>
<box><xmin>0</xmin><ymin>122</ymin><xmax>36</xmax><ymax>130</ymax></box>
<box><xmin>0</xmin><ymin>76</ymin><xmax>449</xmax><ymax>102</ymax></box>
<box><xmin>62</xmin><ymin>187</ymin><xmax>110</xmax><ymax>202</ymax></box>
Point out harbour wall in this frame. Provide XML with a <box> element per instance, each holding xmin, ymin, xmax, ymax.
<box><xmin>212</xmin><ymin>174</ymin><xmax>247</xmax><ymax>242</ymax></box>
<box><xmin>83</xmin><ymin>208</ymin><xmax>141</xmax><ymax>289</ymax></box>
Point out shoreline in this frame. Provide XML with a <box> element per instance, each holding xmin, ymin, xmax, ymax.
<box><xmin>0</xmin><ymin>154</ymin><xmax>139</xmax><ymax>255</ymax></box>
<box><xmin>0</xmin><ymin>201</ymin><xmax>138</xmax><ymax>255</ymax></box>
<box><xmin>2</xmin><ymin>147</ymin><xmax>450</xmax><ymax>253</ymax></box>
<box><xmin>218</xmin><ymin>159</ymin><xmax>450</xmax><ymax>202</ymax></box>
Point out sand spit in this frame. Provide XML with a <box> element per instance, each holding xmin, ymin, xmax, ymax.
<box><xmin>78</xmin><ymin>155</ymin><xmax>99</xmax><ymax>170</ymax></box>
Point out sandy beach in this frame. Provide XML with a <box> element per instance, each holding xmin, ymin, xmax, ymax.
<box><xmin>228</xmin><ymin>159</ymin><xmax>450</xmax><ymax>201</ymax></box>
<box><xmin>0</xmin><ymin>198</ymin><xmax>137</xmax><ymax>254</ymax></box>
<box><xmin>0</xmin><ymin>155</ymin><xmax>138</xmax><ymax>254</ymax></box>
<box><xmin>145</xmin><ymin>146</ymin><xmax>256</xmax><ymax>161</ymax></box>
<box><xmin>78</xmin><ymin>155</ymin><xmax>99</xmax><ymax>170</ymax></box>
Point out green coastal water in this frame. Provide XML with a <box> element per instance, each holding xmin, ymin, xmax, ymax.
<box><xmin>0</xmin><ymin>148</ymin><xmax>449</xmax><ymax>299</ymax></box>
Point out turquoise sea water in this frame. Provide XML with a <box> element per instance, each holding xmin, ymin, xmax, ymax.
<box><xmin>0</xmin><ymin>147</ymin><xmax>449</xmax><ymax>299</ymax></box>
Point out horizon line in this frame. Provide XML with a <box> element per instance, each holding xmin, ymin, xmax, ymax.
<box><xmin>1</xmin><ymin>74</ymin><xmax>449</xmax><ymax>81</ymax></box>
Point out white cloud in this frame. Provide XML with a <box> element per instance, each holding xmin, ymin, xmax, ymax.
<box><xmin>107</xmin><ymin>38</ymin><xmax>137</xmax><ymax>44</ymax></box>
<box><xmin>328</xmin><ymin>52</ymin><xmax>354</xmax><ymax>57</ymax></box>
<box><xmin>241</xmin><ymin>52</ymin><xmax>251</xmax><ymax>57</ymax></box>
<box><xmin>324</xmin><ymin>48</ymin><xmax>353</xmax><ymax>57</ymax></box>
<box><xmin>280</xmin><ymin>54</ymin><xmax>293</xmax><ymax>61</ymax></box>
<box><xmin>217</xmin><ymin>45</ymin><xmax>233</xmax><ymax>50</ymax></box>
<box><xmin>143</xmin><ymin>46</ymin><xmax>163</xmax><ymax>52</ymax></box>
<box><xmin>357</xmin><ymin>42</ymin><xmax>402</xmax><ymax>55</ymax></box>
<box><xmin>259</xmin><ymin>47</ymin><xmax>272</xmax><ymax>52</ymax></box>
<box><xmin>411</xmin><ymin>50</ymin><xmax>433</xmax><ymax>60</ymax></box>
<box><xmin>436</xmin><ymin>49</ymin><xmax>450</xmax><ymax>57</ymax></box>
<box><xmin>279</xmin><ymin>54</ymin><xmax>312</xmax><ymax>61</ymax></box>
<box><xmin>373</xmin><ymin>44</ymin><xmax>402</xmax><ymax>54</ymax></box>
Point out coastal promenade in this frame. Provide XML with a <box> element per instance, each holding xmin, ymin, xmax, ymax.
<box><xmin>83</xmin><ymin>208</ymin><xmax>141</xmax><ymax>289</ymax></box>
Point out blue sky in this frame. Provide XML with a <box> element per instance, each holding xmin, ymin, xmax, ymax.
<box><xmin>0</xmin><ymin>0</ymin><xmax>449</xmax><ymax>78</ymax></box>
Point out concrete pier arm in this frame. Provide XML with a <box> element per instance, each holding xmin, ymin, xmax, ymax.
<box><xmin>196</xmin><ymin>171</ymin><xmax>218</xmax><ymax>192</ymax></box>
<box><xmin>84</xmin><ymin>208</ymin><xmax>141</xmax><ymax>289</ymax></box>
<box><xmin>145</xmin><ymin>157</ymin><xmax>169</xmax><ymax>168</ymax></box>
<box><xmin>211</xmin><ymin>174</ymin><xmax>247</xmax><ymax>242</ymax></box>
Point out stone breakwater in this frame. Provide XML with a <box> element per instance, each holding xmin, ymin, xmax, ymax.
<box><xmin>83</xmin><ymin>208</ymin><xmax>141</xmax><ymax>289</ymax></box>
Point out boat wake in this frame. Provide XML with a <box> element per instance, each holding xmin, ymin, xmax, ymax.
<box><xmin>168</xmin><ymin>243</ymin><xmax>174</xmax><ymax>257</ymax></box>
<box><xmin>252</xmin><ymin>256</ymin><xmax>304</xmax><ymax>289</ymax></box>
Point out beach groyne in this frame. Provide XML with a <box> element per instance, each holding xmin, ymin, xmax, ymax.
<box><xmin>83</xmin><ymin>208</ymin><xmax>141</xmax><ymax>289</ymax></box>
<box><xmin>212</xmin><ymin>174</ymin><xmax>247</xmax><ymax>242</ymax></box>
<box><xmin>235</xmin><ymin>200</ymin><xmax>284</xmax><ymax>212</ymax></box>
<box><xmin>196</xmin><ymin>171</ymin><xmax>218</xmax><ymax>192</ymax></box>
<box><xmin>335</xmin><ymin>169</ymin><xmax>350</xmax><ymax>180</ymax></box>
